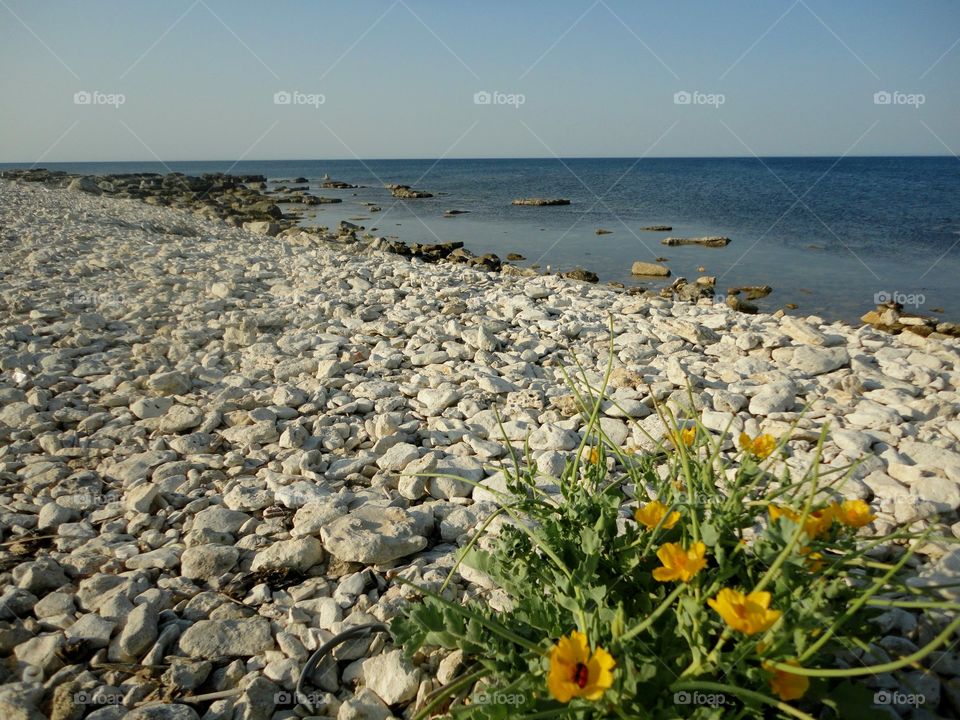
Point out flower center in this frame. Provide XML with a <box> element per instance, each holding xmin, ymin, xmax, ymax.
<box><xmin>573</xmin><ymin>662</ymin><xmax>589</xmax><ymax>688</ymax></box>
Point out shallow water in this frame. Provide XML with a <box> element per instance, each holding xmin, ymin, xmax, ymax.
<box><xmin>5</xmin><ymin>156</ymin><xmax>958</xmax><ymax>322</ymax></box>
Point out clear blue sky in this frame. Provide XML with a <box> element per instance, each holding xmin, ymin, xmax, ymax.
<box><xmin>1</xmin><ymin>0</ymin><xmax>958</xmax><ymax>161</ymax></box>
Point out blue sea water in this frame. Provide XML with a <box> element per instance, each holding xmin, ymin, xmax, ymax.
<box><xmin>4</xmin><ymin>156</ymin><xmax>958</xmax><ymax>322</ymax></box>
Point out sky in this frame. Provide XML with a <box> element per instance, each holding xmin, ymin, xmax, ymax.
<box><xmin>1</xmin><ymin>0</ymin><xmax>958</xmax><ymax>161</ymax></box>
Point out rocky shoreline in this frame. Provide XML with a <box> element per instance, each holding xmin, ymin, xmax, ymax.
<box><xmin>1</xmin><ymin>177</ymin><xmax>960</xmax><ymax>718</ymax></box>
<box><xmin>4</xmin><ymin>168</ymin><xmax>957</xmax><ymax>339</ymax></box>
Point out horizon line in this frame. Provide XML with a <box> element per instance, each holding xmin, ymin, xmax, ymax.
<box><xmin>0</xmin><ymin>153</ymin><xmax>955</xmax><ymax>165</ymax></box>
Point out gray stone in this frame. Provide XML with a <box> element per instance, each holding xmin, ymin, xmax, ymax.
<box><xmin>790</xmin><ymin>346</ymin><xmax>849</xmax><ymax>375</ymax></box>
<box><xmin>362</xmin><ymin>649</ymin><xmax>420</xmax><ymax>705</ymax></box>
<box><xmin>131</xmin><ymin>396</ymin><xmax>174</xmax><ymax>419</ymax></box>
<box><xmin>321</xmin><ymin>506</ymin><xmax>427</xmax><ymax>564</ymax></box>
<box><xmin>181</xmin><ymin>545</ymin><xmax>240</xmax><ymax>581</ymax></box>
<box><xmin>250</xmin><ymin>537</ymin><xmax>325</xmax><ymax>573</ymax></box>
<box><xmin>179</xmin><ymin>617</ymin><xmax>273</xmax><ymax>658</ymax></box>
<box><xmin>147</xmin><ymin>370</ymin><xmax>192</xmax><ymax>396</ymax></box>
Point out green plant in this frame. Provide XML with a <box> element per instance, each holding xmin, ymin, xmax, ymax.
<box><xmin>392</xmin><ymin>343</ymin><xmax>959</xmax><ymax>719</ymax></box>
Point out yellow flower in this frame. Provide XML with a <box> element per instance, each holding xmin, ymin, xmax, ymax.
<box><xmin>831</xmin><ymin>499</ymin><xmax>875</xmax><ymax>528</ymax></box>
<box><xmin>634</xmin><ymin>501</ymin><xmax>680</xmax><ymax>531</ymax></box>
<box><xmin>588</xmin><ymin>446</ymin><xmax>601</xmax><ymax>465</ymax></box>
<box><xmin>708</xmin><ymin>588</ymin><xmax>781</xmax><ymax>635</ymax></box>
<box><xmin>547</xmin><ymin>631</ymin><xmax>616</xmax><ymax>703</ymax></box>
<box><xmin>804</xmin><ymin>508</ymin><xmax>834</xmax><ymax>539</ymax></box>
<box><xmin>739</xmin><ymin>432</ymin><xmax>777</xmax><ymax>459</ymax></box>
<box><xmin>764</xmin><ymin>660</ymin><xmax>810</xmax><ymax>701</ymax></box>
<box><xmin>767</xmin><ymin>504</ymin><xmax>833</xmax><ymax>540</ymax></box>
<box><xmin>652</xmin><ymin>541</ymin><xmax>707</xmax><ymax>583</ymax></box>
<box><xmin>680</xmin><ymin>426</ymin><xmax>696</xmax><ymax>447</ymax></box>
<box><xmin>799</xmin><ymin>546</ymin><xmax>824</xmax><ymax>572</ymax></box>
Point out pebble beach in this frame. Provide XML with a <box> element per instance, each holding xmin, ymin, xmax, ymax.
<box><xmin>1</xmin><ymin>176</ymin><xmax>959</xmax><ymax>718</ymax></box>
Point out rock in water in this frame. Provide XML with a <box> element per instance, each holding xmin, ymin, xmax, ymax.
<box><xmin>631</xmin><ymin>261</ymin><xmax>671</xmax><ymax>277</ymax></box>
<box><xmin>511</xmin><ymin>197</ymin><xmax>570</xmax><ymax>206</ymax></box>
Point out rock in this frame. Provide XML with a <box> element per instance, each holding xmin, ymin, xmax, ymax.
<box><xmin>912</xmin><ymin>475</ymin><xmax>960</xmax><ymax>512</ymax></box>
<box><xmin>337</xmin><ymin>688</ymin><xmax>391</xmax><ymax>720</ymax></box>
<box><xmin>376</xmin><ymin>442</ymin><xmax>419</xmax><ymax>472</ymax></box>
<box><xmin>103</xmin><ymin>450</ymin><xmax>174</xmax><ymax>483</ymax></box>
<box><xmin>511</xmin><ymin>198</ymin><xmax>570</xmax><ymax>206</ymax></box>
<box><xmin>124</xmin><ymin>705</ymin><xmax>200</xmax><ymax>720</ymax></box>
<box><xmin>321</xmin><ymin>506</ymin><xmax>427</xmax><ymax>564</ymax></box>
<box><xmin>390</xmin><ymin>185</ymin><xmax>433</xmax><ymax>199</ymax></box>
<box><xmin>243</xmin><ymin>220</ymin><xmax>280</xmax><ymax>236</ymax></box>
<box><xmin>68</xmin><ymin>176</ymin><xmax>102</xmax><ymax>194</ymax></box>
<box><xmin>416</xmin><ymin>388</ymin><xmax>461</xmax><ymax>415</ymax></box>
<box><xmin>131</xmin><ymin>396</ymin><xmax>174</xmax><ymax>419</ymax></box>
<box><xmin>14</xmin><ymin>633</ymin><xmax>64</xmax><ymax>673</ymax></box>
<box><xmin>181</xmin><ymin>545</ymin><xmax>240</xmax><ymax>581</ymax></box>
<box><xmin>781</xmin><ymin>317</ymin><xmax>827</xmax><ymax>346</ymax></box>
<box><xmin>749</xmin><ymin>381</ymin><xmax>796</xmax><ymax>415</ymax></box>
<box><xmin>192</xmin><ymin>505</ymin><xmax>249</xmax><ymax>534</ymax></box>
<box><xmin>661</xmin><ymin>236</ymin><xmax>730</xmax><ymax>247</ymax></box>
<box><xmin>65</xmin><ymin>613</ymin><xmax>116</xmax><ymax>648</ymax></box>
<box><xmin>109</xmin><ymin>602</ymin><xmax>158</xmax><ymax>661</ymax></box>
<box><xmin>789</xmin><ymin>346</ymin><xmax>850</xmax><ymax>376</ymax></box>
<box><xmin>159</xmin><ymin>405</ymin><xmax>204</xmax><ymax>432</ymax></box>
<box><xmin>125</xmin><ymin>484</ymin><xmax>159</xmax><ymax>512</ymax></box>
<box><xmin>528</xmin><ymin>424</ymin><xmax>579</xmax><ymax>451</ymax></box>
<box><xmin>631</xmin><ymin>261</ymin><xmax>671</xmax><ymax>277</ymax></box>
<box><xmin>560</xmin><ymin>267</ymin><xmax>599</xmax><ymax>283</ymax></box>
<box><xmin>179</xmin><ymin>617</ymin><xmax>274</xmax><ymax>658</ymax></box>
<box><xmin>250</xmin><ymin>537</ymin><xmax>325</xmax><ymax>573</ymax></box>
<box><xmin>37</xmin><ymin>501</ymin><xmax>78</xmax><ymax>531</ymax></box>
<box><xmin>147</xmin><ymin>370</ymin><xmax>192</xmax><ymax>395</ymax></box>
<box><xmin>362</xmin><ymin>649</ymin><xmax>420</xmax><ymax>705</ymax></box>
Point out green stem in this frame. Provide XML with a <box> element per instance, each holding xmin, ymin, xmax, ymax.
<box><xmin>395</xmin><ymin>579</ymin><xmax>545</xmax><ymax>655</ymax></box>
<box><xmin>441</xmin><ymin>506</ymin><xmax>508</xmax><ymax>594</ymax></box>
<box><xmin>752</xmin><ymin>429</ymin><xmax>826</xmax><ymax>596</ymax></box>
<box><xmin>669</xmin><ymin>681</ymin><xmax>817</xmax><ymax>720</ymax></box>
<box><xmin>799</xmin><ymin>537</ymin><xmax>920</xmax><ymax>662</ymax></box>
<box><xmin>620</xmin><ymin>584</ymin><xmax>685</xmax><ymax>643</ymax></box>
<box><xmin>412</xmin><ymin>668</ymin><xmax>488</xmax><ymax>720</ymax></box>
<box><xmin>867</xmin><ymin>598</ymin><xmax>960</xmax><ymax>611</ymax></box>
<box><xmin>773</xmin><ymin>615</ymin><xmax>960</xmax><ymax>677</ymax></box>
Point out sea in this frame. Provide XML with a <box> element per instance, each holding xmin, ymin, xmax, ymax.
<box><xmin>4</xmin><ymin>156</ymin><xmax>958</xmax><ymax>323</ymax></box>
